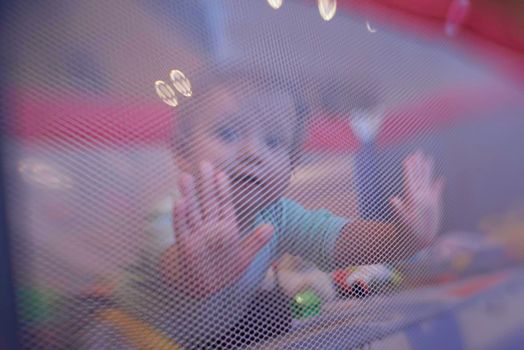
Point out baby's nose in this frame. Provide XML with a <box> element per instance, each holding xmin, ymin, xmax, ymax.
<box><xmin>238</xmin><ymin>137</ymin><xmax>264</xmax><ymax>166</ymax></box>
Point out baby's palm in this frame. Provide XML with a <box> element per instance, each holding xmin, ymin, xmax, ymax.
<box><xmin>391</xmin><ymin>151</ymin><xmax>444</xmax><ymax>246</ymax></box>
<box><xmin>170</xmin><ymin>162</ymin><xmax>273</xmax><ymax>297</ymax></box>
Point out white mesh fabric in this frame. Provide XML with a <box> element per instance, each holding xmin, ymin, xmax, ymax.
<box><xmin>1</xmin><ymin>0</ymin><xmax>524</xmax><ymax>349</ymax></box>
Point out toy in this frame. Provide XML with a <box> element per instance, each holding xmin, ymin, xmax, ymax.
<box><xmin>333</xmin><ymin>264</ymin><xmax>401</xmax><ymax>298</ymax></box>
<box><xmin>405</xmin><ymin>230</ymin><xmax>511</xmax><ymax>285</ymax></box>
<box><xmin>18</xmin><ymin>286</ymin><xmax>58</xmax><ymax>325</ymax></box>
<box><xmin>276</xmin><ymin>254</ymin><xmax>336</xmax><ymax>301</ymax></box>
<box><xmin>291</xmin><ymin>290</ymin><xmax>323</xmax><ymax>319</ymax></box>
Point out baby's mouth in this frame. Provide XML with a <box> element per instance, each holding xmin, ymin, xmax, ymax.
<box><xmin>231</xmin><ymin>174</ymin><xmax>264</xmax><ymax>188</ymax></box>
<box><xmin>230</xmin><ymin>174</ymin><xmax>269</xmax><ymax>221</ymax></box>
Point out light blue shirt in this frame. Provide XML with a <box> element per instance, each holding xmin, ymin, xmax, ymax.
<box><xmin>121</xmin><ymin>198</ymin><xmax>349</xmax><ymax>347</ymax></box>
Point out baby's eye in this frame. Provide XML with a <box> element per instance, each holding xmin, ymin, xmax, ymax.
<box><xmin>264</xmin><ymin>134</ymin><xmax>285</xmax><ymax>149</ymax></box>
<box><xmin>216</xmin><ymin>126</ymin><xmax>240</xmax><ymax>142</ymax></box>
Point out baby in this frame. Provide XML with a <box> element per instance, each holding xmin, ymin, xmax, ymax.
<box><xmin>154</xmin><ymin>67</ymin><xmax>444</xmax><ymax>348</ymax></box>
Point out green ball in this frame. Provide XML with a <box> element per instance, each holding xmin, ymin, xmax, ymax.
<box><xmin>17</xmin><ymin>287</ymin><xmax>57</xmax><ymax>324</ymax></box>
<box><xmin>291</xmin><ymin>290</ymin><xmax>322</xmax><ymax>319</ymax></box>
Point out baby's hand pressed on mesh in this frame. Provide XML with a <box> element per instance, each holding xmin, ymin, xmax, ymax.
<box><xmin>390</xmin><ymin>151</ymin><xmax>445</xmax><ymax>246</ymax></box>
<box><xmin>164</xmin><ymin>161</ymin><xmax>274</xmax><ymax>298</ymax></box>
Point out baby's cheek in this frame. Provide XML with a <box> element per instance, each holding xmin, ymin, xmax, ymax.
<box><xmin>268</xmin><ymin>158</ymin><xmax>292</xmax><ymax>192</ymax></box>
<box><xmin>272</xmin><ymin>153</ymin><xmax>292</xmax><ymax>177</ymax></box>
<box><xmin>195</xmin><ymin>140</ymin><xmax>234</xmax><ymax>168</ymax></box>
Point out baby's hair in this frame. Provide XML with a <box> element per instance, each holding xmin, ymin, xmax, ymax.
<box><xmin>171</xmin><ymin>64</ymin><xmax>310</xmax><ymax>167</ymax></box>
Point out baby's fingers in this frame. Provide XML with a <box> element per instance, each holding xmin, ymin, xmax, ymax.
<box><xmin>431</xmin><ymin>177</ymin><xmax>445</xmax><ymax>199</ymax></box>
<box><xmin>173</xmin><ymin>198</ymin><xmax>189</xmax><ymax>241</ymax></box>
<box><xmin>424</xmin><ymin>156</ymin><xmax>435</xmax><ymax>182</ymax></box>
<box><xmin>216</xmin><ymin>171</ymin><xmax>236</xmax><ymax>224</ymax></box>
<box><xmin>199</xmin><ymin>161</ymin><xmax>219</xmax><ymax>225</ymax></box>
<box><xmin>180</xmin><ymin>173</ymin><xmax>202</xmax><ymax>231</ymax></box>
<box><xmin>403</xmin><ymin>154</ymin><xmax>421</xmax><ymax>189</ymax></box>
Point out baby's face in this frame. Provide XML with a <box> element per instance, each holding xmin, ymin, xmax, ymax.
<box><xmin>180</xmin><ymin>87</ymin><xmax>297</xmax><ymax>220</ymax></box>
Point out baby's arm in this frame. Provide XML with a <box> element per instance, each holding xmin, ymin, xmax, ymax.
<box><xmin>160</xmin><ymin>162</ymin><xmax>273</xmax><ymax>298</ymax></box>
<box><xmin>334</xmin><ymin>151</ymin><xmax>444</xmax><ymax>266</ymax></box>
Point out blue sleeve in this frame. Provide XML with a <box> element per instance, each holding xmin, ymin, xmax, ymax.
<box><xmin>278</xmin><ymin>199</ymin><xmax>349</xmax><ymax>271</ymax></box>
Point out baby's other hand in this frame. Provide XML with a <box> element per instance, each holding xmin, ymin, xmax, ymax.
<box><xmin>161</xmin><ymin>161</ymin><xmax>273</xmax><ymax>298</ymax></box>
<box><xmin>390</xmin><ymin>151</ymin><xmax>445</xmax><ymax>246</ymax></box>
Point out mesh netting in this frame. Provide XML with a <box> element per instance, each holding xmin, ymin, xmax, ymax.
<box><xmin>2</xmin><ymin>0</ymin><xmax>524</xmax><ymax>349</ymax></box>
